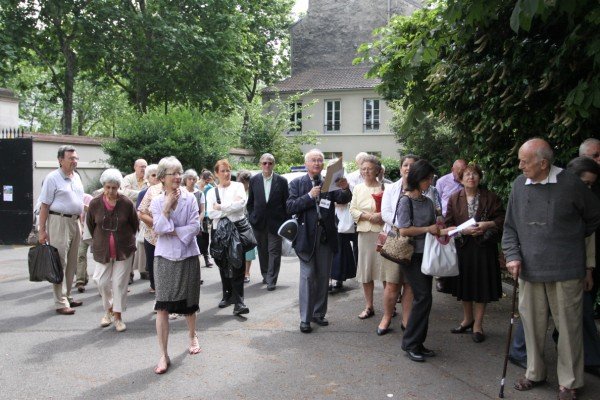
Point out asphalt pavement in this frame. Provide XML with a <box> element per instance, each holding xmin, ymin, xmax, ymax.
<box><xmin>0</xmin><ymin>244</ymin><xmax>599</xmax><ymax>399</ymax></box>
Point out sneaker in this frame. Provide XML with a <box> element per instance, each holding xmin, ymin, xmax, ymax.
<box><xmin>100</xmin><ymin>312</ymin><xmax>113</xmax><ymax>327</ymax></box>
<box><xmin>244</xmin><ymin>276</ymin><xmax>250</xmax><ymax>283</ymax></box>
<box><xmin>115</xmin><ymin>319</ymin><xmax>127</xmax><ymax>332</ymax></box>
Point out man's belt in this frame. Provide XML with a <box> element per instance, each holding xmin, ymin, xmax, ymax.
<box><xmin>49</xmin><ymin>210</ymin><xmax>78</xmax><ymax>219</ymax></box>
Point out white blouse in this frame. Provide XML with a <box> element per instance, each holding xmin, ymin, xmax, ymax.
<box><xmin>206</xmin><ymin>181</ymin><xmax>247</xmax><ymax>229</ymax></box>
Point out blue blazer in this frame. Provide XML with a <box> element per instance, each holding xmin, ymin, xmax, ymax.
<box><xmin>287</xmin><ymin>174</ymin><xmax>352</xmax><ymax>262</ymax></box>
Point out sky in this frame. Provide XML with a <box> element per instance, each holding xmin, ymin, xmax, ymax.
<box><xmin>293</xmin><ymin>0</ymin><xmax>309</xmax><ymax>16</ymax></box>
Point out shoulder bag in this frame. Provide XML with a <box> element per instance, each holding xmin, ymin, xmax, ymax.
<box><xmin>379</xmin><ymin>195</ymin><xmax>414</xmax><ymax>266</ymax></box>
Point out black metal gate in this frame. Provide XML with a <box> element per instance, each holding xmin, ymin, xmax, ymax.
<box><xmin>0</xmin><ymin>129</ymin><xmax>33</xmax><ymax>244</ymax></box>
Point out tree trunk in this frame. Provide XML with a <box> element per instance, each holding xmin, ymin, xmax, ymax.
<box><xmin>62</xmin><ymin>48</ymin><xmax>76</xmax><ymax>135</ymax></box>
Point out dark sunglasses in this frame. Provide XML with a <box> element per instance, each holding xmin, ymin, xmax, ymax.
<box><xmin>262</xmin><ymin>161</ymin><xmax>273</xmax><ymax>166</ymax></box>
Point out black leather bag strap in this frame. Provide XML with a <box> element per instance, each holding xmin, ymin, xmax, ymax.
<box><xmin>214</xmin><ymin>187</ymin><xmax>221</xmax><ymax>204</ymax></box>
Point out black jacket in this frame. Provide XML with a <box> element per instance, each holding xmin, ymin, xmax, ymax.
<box><xmin>247</xmin><ymin>173</ymin><xmax>289</xmax><ymax>235</ymax></box>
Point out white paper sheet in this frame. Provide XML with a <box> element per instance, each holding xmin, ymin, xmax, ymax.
<box><xmin>448</xmin><ymin>217</ymin><xmax>477</xmax><ymax>236</ymax></box>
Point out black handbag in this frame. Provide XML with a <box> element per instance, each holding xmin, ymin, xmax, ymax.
<box><xmin>234</xmin><ymin>218</ymin><xmax>257</xmax><ymax>252</ymax></box>
<box><xmin>214</xmin><ymin>187</ymin><xmax>257</xmax><ymax>253</ymax></box>
<box><xmin>28</xmin><ymin>243</ymin><xmax>64</xmax><ymax>284</ymax></box>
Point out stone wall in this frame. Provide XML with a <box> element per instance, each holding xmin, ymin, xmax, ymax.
<box><xmin>291</xmin><ymin>0</ymin><xmax>421</xmax><ymax>74</ymax></box>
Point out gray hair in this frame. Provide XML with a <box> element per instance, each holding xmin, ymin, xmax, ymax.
<box><xmin>259</xmin><ymin>153</ymin><xmax>275</xmax><ymax>163</ymax></box>
<box><xmin>156</xmin><ymin>156</ymin><xmax>183</xmax><ymax>180</ymax></box>
<box><xmin>237</xmin><ymin>170</ymin><xmax>252</xmax><ymax>184</ymax></box>
<box><xmin>144</xmin><ymin>164</ymin><xmax>158</xmax><ymax>180</ymax></box>
<box><xmin>200</xmin><ymin>170</ymin><xmax>213</xmax><ymax>181</ymax></box>
<box><xmin>182</xmin><ymin>168</ymin><xmax>199</xmax><ymax>184</ymax></box>
<box><xmin>355</xmin><ymin>152</ymin><xmax>369</xmax><ymax>164</ymax></box>
<box><xmin>304</xmin><ymin>149</ymin><xmax>324</xmax><ymax>163</ymax></box>
<box><xmin>361</xmin><ymin>154</ymin><xmax>382</xmax><ymax>175</ymax></box>
<box><xmin>99</xmin><ymin>168</ymin><xmax>123</xmax><ymax>187</ymax></box>
<box><xmin>579</xmin><ymin>138</ymin><xmax>600</xmax><ymax>156</ymax></box>
<box><xmin>57</xmin><ymin>145</ymin><xmax>76</xmax><ymax>159</ymax></box>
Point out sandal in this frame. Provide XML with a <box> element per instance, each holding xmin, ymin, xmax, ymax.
<box><xmin>558</xmin><ymin>387</ymin><xmax>577</xmax><ymax>400</ymax></box>
<box><xmin>358</xmin><ymin>308</ymin><xmax>375</xmax><ymax>319</ymax></box>
<box><xmin>189</xmin><ymin>334</ymin><xmax>202</xmax><ymax>355</ymax></box>
<box><xmin>514</xmin><ymin>377</ymin><xmax>545</xmax><ymax>391</ymax></box>
<box><xmin>154</xmin><ymin>355</ymin><xmax>170</xmax><ymax>374</ymax></box>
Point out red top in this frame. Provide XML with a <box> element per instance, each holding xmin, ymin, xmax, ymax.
<box><xmin>102</xmin><ymin>196</ymin><xmax>117</xmax><ymax>259</ymax></box>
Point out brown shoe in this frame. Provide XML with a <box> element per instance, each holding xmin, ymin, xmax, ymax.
<box><xmin>558</xmin><ymin>387</ymin><xmax>577</xmax><ymax>400</ymax></box>
<box><xmin>69</xmin><ymin>300</ymin><xmax>83</xmax><ymax>308</ymax></box>
<box><xmin>56</xmin><ymin>307</ymin><xmax>75</xmax><ymax>315</ymax></box>
<box><xmin>76</xmin><ymin>284</ymin><xmax>85</xmax><ymax>293</ymax></box>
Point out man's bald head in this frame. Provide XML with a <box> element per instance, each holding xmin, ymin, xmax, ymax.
<box><xmin>518</xmin><ymin>138</ymin><xmax>553</xmax><ymax>182</ymax></box>
<box><xmin>451</xmin><ymin>159</ymin><xmax>467</xmax><ymax>180</ymax></box>
<box><xmin>134</xmin><ymin>159</ymin><xmax>148</xmax><ymax>179</ymax></box>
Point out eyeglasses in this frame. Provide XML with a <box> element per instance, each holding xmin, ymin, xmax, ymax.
<box><xmin>308</xmin><ymin>158</ymin><xmax>324</xmax><ymax>164</ymax></box>
<box><xmin>101</xmin><ymin>212</ymin><xmax>119</xmax><ymax>232</ymax></box>
<box><xmin>262</xmin><ymin>161</ymin><xmax>273</xmax><ymax>166</ymax></box>
<box><xmin>165</xmin><ymin>172</ymin><xmax>182</xmax><ymax>177</ymax></box>
<box><xmin>150</xmin><ymin>174</ymin><xmax>157</xmax><ymax>177</ymax></box>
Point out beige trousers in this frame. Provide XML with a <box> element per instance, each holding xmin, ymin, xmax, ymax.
<box><xmin>131</xmin><ymin>240</ymin><xmax>146</xmax><ymax>273</ymax></box>
<box><xmin>48</xmin><ymin>214</ymin><xmax>81</xmax><ymax>309</ymax></box>
<box><xmin>93</xmin><ymin>256</ymin><xmax>132</xmax><ymax>313</ymax></box>
<box><xmin>519</xmin><ymin>278</ymin><xmax>584</xmax><ymax>389</ymax></box>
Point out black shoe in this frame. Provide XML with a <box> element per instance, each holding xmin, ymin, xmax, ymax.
<box><xmin>312</xmin><ymin>316</ymin><xmax>329</xmax><ymax>326</ymax></box>
<box><xmin>233</xmin><ymin>303</ymin><xmax>249</xmax><ymax>315</ymax></box>
<box><xmin>267</xmin><ymin>284</ymin><xmax>276</xmax><ymax>291</ymax></box>
<box><xmin>585</xmin><ymin>365</ymin><xmax>600</xmax><ymax>377</ymax></box>
<box><xmin>218</xmin><ymin>298</ymin><xmax>232</xmax><ymax>308</ymax></box>
<box><xmin>128</xmin><ymin>274</ymin><xmax>134</xmax><ymax>285</ymax></box>
<box><xmin>400</xmin><ymin>324</ymin><xmax>406</xmax><ymax>331</ymax></box>
<box><xmin>69</xmin><ymin>300</ymin><xmax>83</xmax><ymax>308</ymax></box>
<box><xmin>203</xmin><ymin>256</ymin><xmax>213</xmax><ymax>268</ymax></box>
<box><xmin>334</xmin><ymin>281</ymin><xmax>343</xmax><ymax>289</ymax></box>
<box><xmin>262</xmin><ymin>278</ymin><xmax>267</xmax><ymax>284</ymax></box>
<box><xmin>405</xmin><ymin>349</ymin><xmax>425</xmax><ymax>362</ymax></box>
<box><xmin>328</xmin><ymin>284</ymin><xmax>334</xmax><ymax>292</ymax></box>
<box><xmin>300</xmin><ymin>321</ymin><xmax>312</xmax><ymax>333</ymax></box>
<box><xmin>76</xmin><ymin>283</ymin><xmax>85</xmax><ymax>293</ymax></box>
<box><xmin>419</xmin><ymin>345</ymin><xmax>436</xmax><ymax>357</ymax></box>
<box><xmin>140</xmin><ymin>272</ymin><xmax>149</xmax><ymax>280</ymax></box>
<box><xmin>508</xmin><ymin>355</ymin><xmax>527</xmax><ymax>370</ymax></box>
<box><xmin>376</xmin><ymin>325</ymin><xmax>391</xmax><ymax>336</ymax></box>
<box><xmin>472</xmin><ymin>331</ymin><xmax>485</xmax><ymax>343</ymax></box>
<box><xmin>450</xmin><ymin>321</ymin><xmax>474</xmax><ymax>334</ymax></box>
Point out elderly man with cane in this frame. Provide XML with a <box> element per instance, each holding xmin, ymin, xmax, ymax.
<box><xmin>502</xmin><ymin>138</ymin><xmax>600</xmax><ymax>400</ymax></box>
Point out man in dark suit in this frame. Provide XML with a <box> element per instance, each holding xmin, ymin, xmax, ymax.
<box><xmin>247</xmin><ymin>153</ymin><xmax>289</xmax><ymax>291</ymax></box>
<box><xmin>287</xmin><ymin>149</ymin><xmax>352</xmax><ymax>333</ymax></box>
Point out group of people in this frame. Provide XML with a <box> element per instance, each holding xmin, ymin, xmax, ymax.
<box><xmin>36</xmin><ymin>139</ymin><xmax>600</xmax><ymax>397</ymax></box>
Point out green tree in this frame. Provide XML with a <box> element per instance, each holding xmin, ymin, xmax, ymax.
<box><xmin>0</xmin><ymin>0</ymin><xmax>93</xmax><ymax>135</ymax></box>
<box><xmin>102</xmin><ymin>107</ymin><xmax>239</xmax><ymax>172</ymax></box>
<box><xmin>358</xmin><ymin>0</ymin><xmax>600</xmax><ymax>198</ymax></box>
<box><xmin>240</xmin><ymin>93</ymin><xmax>317</xmax><ymax>165</ymax></box>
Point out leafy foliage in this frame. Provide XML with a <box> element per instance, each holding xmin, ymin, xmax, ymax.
<box><xmin>240</xmin><ymin>93</ymin><xmax>317</xmax><ymax>165</ymax></box>
<box><xmin>102</xmin><ymin>108</ymin><xmax>239</xmax><ymax>173</ymax></box>
<box><xmin>357</xmin><ymin>0</ymin><xmax>600</xmax><ymax>199</ymax></box>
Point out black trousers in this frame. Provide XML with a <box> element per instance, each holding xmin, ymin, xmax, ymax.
<box><xmin>198</xmin><ymin>231</ymin><xmax>210</xmax><ymax>256</ymax></box>
<box><xmin>400</xmin><ymin>253</ymin><xmax>432</xmax><ymax>351</ymax></box>
<box><xmin>143</xmin><ymin>239</ymin><xmax>156</xmax><ymax>290</ymax></box>
<box><xmin>218</xmin><ymin>261</ymin><xmax>245</xmax><ymax>305</ymax></box>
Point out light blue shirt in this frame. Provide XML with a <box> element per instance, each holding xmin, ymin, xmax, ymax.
<box><xmin>39</xmin><ymin>168</ymin><xmax>84</xmax><ymax>215</ymax></box>
<box><xmin>263</xmin><ymin>173</ymin><xmax>273</xmax><ymax>202</ymax></box>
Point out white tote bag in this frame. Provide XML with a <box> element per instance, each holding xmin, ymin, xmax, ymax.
<box><xmin>421</xmin><ymin>233</ymin><xmax>459</xmax><ymax>277</ymax></box>
<box><xmin>335</xmin><ymin>203</ymin><xmax>355</xmax><ymax>234</ymax></box>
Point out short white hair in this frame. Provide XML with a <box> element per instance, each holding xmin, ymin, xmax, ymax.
<box><xmin>182</xmin><ymin>168</ymin><xmax>199</xmax><ymax>184</ymax></box>
<box><xmin>355</xmin><ymin>152</ymin><xmax>369</xmax><ymax>164</ymax></box>
<box><xmin>304</xmin><ymin>149</ymin><xmax>324</xmax><ymax>163</ymax></box>
<box><xmin>156</xmin><ymin>156</ymin><xmax>183</xmax><ymax>180</ymax></box>
<box><xmin>144</xmin><ymin>164</ymin><xmax>158</xmax><ymax>179</ymax></box>
<box><xmin>99</xmin><ymin>168</ymin><xmax>123</xmax><ymax>187</ymax></box>
<box><xmin>259</xmin><ymin>153</ymin><xmax>275</xmax><ymax>163</ymax></box>
<box><xmin>580</xmin><ymin>138</ymin><xmax>600</xmax><ymax>156</ymax></box>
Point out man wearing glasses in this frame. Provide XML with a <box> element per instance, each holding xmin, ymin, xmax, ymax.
<box><xmin>287</xmin><ymin>149</ymin><xmax>351</xmax><ymax>333</ymax></box>
<box><xmin>247</xmin><ymin>153</ymin><xmax>289</xmax><ymax>290</ymax></box>
<box><xmin>38</xmin><ymin>145</ymin><xmax>85</xmax><ymax>315</ymax></box>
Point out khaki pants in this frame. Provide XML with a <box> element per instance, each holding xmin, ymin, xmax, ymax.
<box><xmin>519</xmin><ymin>278</ymin><xmax>584</xmax><ymax>389</ymax></box>
<box><xmin>48</xmin><ymin>214</ymin><xmax>81</xmax><ymax>309</ymax></box>
<box><xmin>93</xmin><ymin>256</ymin><xmax>132</xmax><ymax>313</ymax></box>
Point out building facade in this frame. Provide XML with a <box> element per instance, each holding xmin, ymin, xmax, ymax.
<box><xmin>263</xmin><ymin>0</ymin><xmax>422</xmax><ymax>161</ymax></box>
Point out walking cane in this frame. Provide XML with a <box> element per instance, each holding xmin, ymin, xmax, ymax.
<box><xmin>499</xmin><ymin>271</ymin><xmax>519</xmax><ymax>398</ymax></box>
